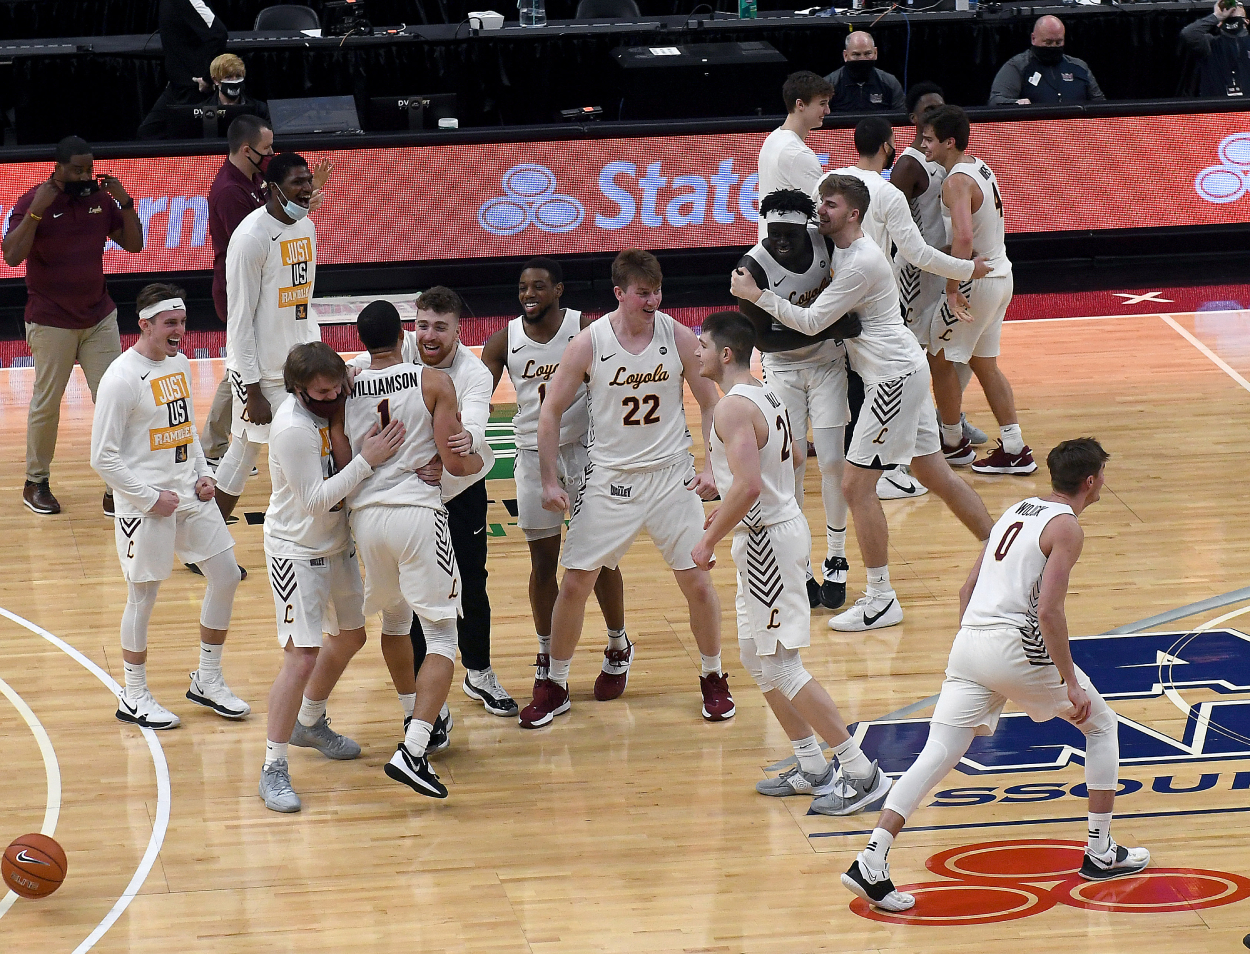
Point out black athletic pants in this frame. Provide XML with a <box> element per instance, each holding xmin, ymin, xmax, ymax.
<box><xmin>410</xmin><ymin>478</ymin><xmax>491</xmax><ymax>674</ymax></box>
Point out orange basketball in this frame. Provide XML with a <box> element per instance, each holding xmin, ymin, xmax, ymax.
<box><xmin>2</xmin><ymin>833</ymin><xmax>67</xmax><ymax>899</ymax></box>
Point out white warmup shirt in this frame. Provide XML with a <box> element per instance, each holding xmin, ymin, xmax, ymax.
<box><xmin>743</xmin><ymin>227</ymin><xmax>840</xmax><ymax>372</ymax></box>
<box><xmin>942</xmin><ymin>156</ymin><xmax>1012</xmax><ymax>273</ymax></box>
<box><xmin>756</xmin><ymin>235</ymin><xmax>926</xmax><ymax>384</ymax></box>
<box><xmin>226</xmin><ymin>206</ymin><xmax>320</xmax><ymax>388</ymax></box>
<box><xmin>507</xmin><ymin>309</ymin><xmax>589</xmax><ymax>449</ymax></box>
<box><xmin>264</xmin><ymin>396</ymin><xmax>373</xmax><ymax>560</ymax></box>
<box><xmin>757</xmin><ymin>128</ymin><xmax>825</xmax><ymax>240</ymax></box>
<box><xmin>708</xmin><ymin>383</ymin><xmax>802</xmax><ymax>530</ymax></box>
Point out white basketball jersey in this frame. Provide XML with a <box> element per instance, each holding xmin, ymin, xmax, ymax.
<box><xmin>709</xmin><ymin>383</ymin><xmax>802</xmax><ymax>531</ymax></box>
<box><xmin>744</xmin><ymin>228</ymin><xmax>843</xmax><ymax>371</ymax></box>
<box><xmin>962</xmin><ymin>497</ymin><xmax>1076</xmax><ymax>663</ymax></box>
<box><xmin>900</xmin><ymin>146</ymin><xmax>946</xmax><ymax>247</ymax></box>
<box><xmin>943</xmin><ymin>157</ymin><xmax>1011</xmax><ymax>271</ymax></box>
<box><xmin>506</xmin><ymin>309</ymin><xmax>589</xmax><ymax>450</ymax></box>
<box><xmin>345</xmin><ymin>363</ymin><xmax>442</xmax><ymax>512</ymax></box>
<box><xmin>586</xmin><ymin>311</ymin><xmax>691</xmax><ymax>472</ymax></box>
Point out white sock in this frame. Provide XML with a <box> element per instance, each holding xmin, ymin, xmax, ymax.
<box><xmin>264</xmin><ymin>739</ymin><xmax>288</xmax><ymax>768</ymax></box>
<box><xmin>549</xmin><ymin>657</ymin><xmax>571</xmax><ymax>687</ymax></box>
<box><xmin>607</xmin><ymin>629</ymin><xmax>629</xmax><ymax>652</ymax></box>
<box><xmin>537</xmin><ymin>634</ymin><xmax>551</xmax><ymax>656</ymax></box>
<box><xmin>1000</xmin><ymin>423</ymin><xmax>1024</xmax><ymax>455</ymax></box>
<box><xmin>199</xmin><ymin>641</ymin><xmax>223</xmax><ymax>679</ymax></box>
<box><xmin>297</xmin><ymin>695</ymin><xmax>327</xmax><ymax>728</ymax></box>
<box><xmin>792</xmin><ymin>735</ymin><xmax>828</xmax><ymax>774</ymax></box>
<box><xmin>124</xmin><ymin>661</ymin><xmax>147</xmax><ymax>693</ymax></box>
<box><xmin>866</xmin><ymin>566</ymin><xmax>893</xmax><ymax>600</ymax></box>
<box><xmin>398</xmin><ymin>692</ymin><xmax>416</xmax><ymax>718</ymax></box>
<box><xmin>940</xmin><ymin>421</ymin><xmax>963</xmax><ymax>447</ymax></box>
<box><xmin>863</xmin><ymin>828</ymin><xmax>894</xmax><ymax>870</ymax></box>
<box><xmin>404</xmin><ymin>718</ymin><xmax>433</xmax><ymax>757</ymax></box>
<box><xmin>826</xmin><ymin>527</ymin><xmax>846</xmax><ymax>562</ymax></box>
<box><xmin>700</xmin><ymin>653</ymin><xmax>722</xmax><ymax>677</ymax></box>
<box><xmin>1087</xmin><ymin>811</ymin><xmax>1112</xmax><ymax>854</ymax></box>
<box><xmin>833</xmin><ymin>736</ymin><xmax>873</xmax><ymax>780</ymax></box>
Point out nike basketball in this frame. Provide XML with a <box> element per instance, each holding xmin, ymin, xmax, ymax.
<box><xmin>2</xmin><ymin>832</ymin><xmax>67</xmax><ymax>899</ymax></box>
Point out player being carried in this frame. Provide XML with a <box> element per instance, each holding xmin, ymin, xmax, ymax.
<box><xmin>479</xmin><ymin>258</ymin><xmax>629</xmax><ymax>698</ymax></box>
<box><xmin>519</xmin><ymin>248</ymin><xmax>734</xmax><ymax>728</ymax></box>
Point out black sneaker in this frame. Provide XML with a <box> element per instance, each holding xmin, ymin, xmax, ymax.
<box><xmin>405</xmin><ymin>706</ymin><xmax>453</xmax><ymax>753</ymax></box>
<box><xmin>384</xmin><ymin>743</ymin><xmax>448</xmax><ymax>798</ymax></box>
<box><xmin>806</xmin><ymin>576</ymin><xmax>821</xmax><ymax>608</ymax></box>
<box><xmin>840</xmin><ymin>855</ymin><xmax>915</xmax><ymax>912</ymax></box>
<box><xmin>462</xmin><ymin>667</ymin><xmax>519</xmax><ymax>717</ymax></box>
<box><xmin>1079</xmin><ymin>838</ymin><xmax>1150</xmax><ymax>881</ymax></box>
<box><xmin>820</xmin><ymin>557</ymin><xmax>849</xmax><ymax>610</ymax></box>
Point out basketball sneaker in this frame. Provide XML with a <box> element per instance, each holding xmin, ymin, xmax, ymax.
<box><xmin>186</xmin><ymin>670</ymin><xmax>251</xmax><ymax>719</ymax></box>
<box><xmin>518</xmin><ymin>678</ymin><xmax>571</xmax><ymax>729</ymax></box>
<box><xmin>384</xmin><ymin>744</ymin><xmax>448</xmax><ymax>798</ymax></box>
<box><xmin>404</xmin><ymin>704</ymin><xmax>453</xmax><ymax>753</ymax></box>
<box><xmin>594</xmin><ymin>640</ymin><xmax>633</xmax><ymax>701</ymax></box>
<box><xmin>258</xmin><ymin>758</ymin><xmax>301</xmax><ymax>813</ymax></box>
<box><xmin>806</xmin><ymin>576</ymin><xmax>821</xmax><ymax>609</ymax></box>
<box><xmin>102</xmin><ymin>491</ymin><xmax>115</xmax><ymax>518</ymax></box>
<box><xmin>756</xmin><ymin>761</ymin><xmax>838</xmax><ymax>797</ymax></box>
<box><xmin>830</xmin><ymin>595</ymin><xmax>903</xmax><ymax>632</ymax></box>
<box><xmin>290</xmin><ymin>714</ymin><xmax>361</xmax><ymax>760</ymax></box>
<box><xmin>961</xmin><ymin>413</ymin><xmax>988</xmax><ymax>446</ymax></box>
<box><xmin>115</xmin><ymin>687</ymin><xmax>180</xmax><ymax>730</ymax></box>
<box><xmin>463</xmin><ymin>667</ymin><xmax>519</xmax><ymax>717</ymax></box>
<box><xmin>841</xmin><ymin>855</ymin><xmax>915</xmax><ymax>912</ymax></box>
<box><xmin>876</xmin><ymin>467</ymin><xmax>928</xmax><ymax>501</ymax></box>
<box><xmin>810</xmin><ymin>762</ymin><xmax>892</xmax><ymax>816</ymax></box>
<box><xmin>970</xmin><ymin>441</ymin><xmax>1038</xmax><ymax>475</ymax></box>
<box><xmin>820</xmin><ymin>557</ymin><xmax>849</xmax><ymax>610</ymax></box>
<box><xmin>700</xmin><ymin>671</ymin><xmax>735</xmax><ymax>721</ymax></box>
<box><xmin>533</xmin><ymin>652</ymin><xmax>550</xmax><ymax>692</ymax></box>
<box><xmin>1079</xmin><ymin>838</ymin><xmax>1150</xmax><ymax>881</ymax></box>
<box><xmin>942</xmin><ymin>436</ymin><xmax>976</xmax><ymax>466</ymax></box>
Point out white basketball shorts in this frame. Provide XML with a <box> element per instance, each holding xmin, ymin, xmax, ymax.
<box><xmin>229</xmin><ymin>371</ymin><xmax>288</xmax><ymax>443</ymax></box>
<box><xmin>846</xmin><ymin>366</ymin><xmax>941</xmax><ymax>470</ymax></box>
<box><xmin>514</xmin><ymin>441</ymin><xmax>590</xmax><ymax>539</ymax></box>
<box><xmin>732</xmin><ymin>515</ymin><xmax>812</xmax><ymax>656</ymax></box>
<box><xmin>266</xmin><ymin>548</ymin><xmax>367</xmax><ymax>649</ymax></box>
<box><xmin>763</xmin><ymin>359</ymin><xmax>850</xmax><ymax>437</ymax></box>
<box><xmin>113</xmin><ymin>497</ymin><xmax>235</xmax><ymax>583</ymax></box>
<box><xmin>350</xmin><ymin>504</ymin><xmax>462</xmax><ymax>621</ymax></box>
<box><xmin>897</xmin><ymin>261</ymin><xmax>945</xmax><ymax>350</ymax></box>
<box><xmin>927</xmin><ymin>271</ymin><xmax>1014</xmax><ymax>364</ymax></box>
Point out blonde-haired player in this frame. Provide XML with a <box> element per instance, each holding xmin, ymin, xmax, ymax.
<box><xmin>693</xmin><ymin>311</ymin><xmax>891</xmax><ymax>812</ymax></box>
<box><xmin>91</xmin><ymin>283</ymin><xmax>245</xmax><ymax>729</ymax></box>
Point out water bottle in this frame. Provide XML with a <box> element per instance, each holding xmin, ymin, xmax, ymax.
<box><xmin>738</xmin><ymin>0</ymin><xmax>757</xmax><ymax>18</ymax></box>
<box><xmin>519</xmin><ymin>0</ymin><xmax>546</xmax><ymax>27</ymax></box>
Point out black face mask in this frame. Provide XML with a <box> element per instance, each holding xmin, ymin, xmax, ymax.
<box><xmin>844</xmin><ymin>59</ymin><xmax>876</xmax><ymax>83</ymax></box>
<box><xmin>300</xmin><ymin>388</ymin><xmax>346</xmax><ymax>420</ymax></box>
<box><xmin>219</xmin><ymin>80</ymin><xmax>245</xmax><ymax>100</ymax></box>
<box><xmin>1032</xmin><ymin>44</ymin><xmax>1065</xmax><ymax>66</ymax></box>
<box><xmin>1221</xmin><ymin>16</ymin><xmax>1246</xmax><ymax>35</ymax></box>
<box><xmin>883</xmin><ymin>145</ymin><xmax>896</xmax><ymax>170</ymax></box>
<box><xmin>61</xmin><ymin>178</ymin><xmax>99</xmax><ymax>198</ymax></box>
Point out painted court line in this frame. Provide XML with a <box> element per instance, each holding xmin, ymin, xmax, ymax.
<box><xmin>1160</xmin><ymin>314</ymin><xmax>1250</xmax><ymax>396</ymax></box>
<box><xmin>0</xmin><ymin>606</ymin><xmax>170</xmax><ymax>954</ymax></box>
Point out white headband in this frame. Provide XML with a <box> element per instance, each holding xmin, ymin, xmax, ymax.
<box><xmin>762</xmin><ymin>209</ymin><xmax>811</xmax><ymax>225</ymax></box>
<box><xmin>138</xmin><ymin>298</ymin><xmax>185</xmax><ymax>322</ymax></box>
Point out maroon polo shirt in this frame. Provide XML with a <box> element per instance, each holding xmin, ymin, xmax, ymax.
<box><xmin>10</xmin><ymin>184</ymin><xmax>125</xmax><ymax>330</ymax></box>
<box><xmin>208</xmin><ymin>158</ymin><xmax>267</xmax><ymax>322</ymax></box>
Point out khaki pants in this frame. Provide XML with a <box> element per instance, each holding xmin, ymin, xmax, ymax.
<box><xmin>199</xmin><ymin>371</ymin><xmax>233</xmax><ymax>462</ymax></box>
<box><xmin>25</xmin><ymin>311</ymin><xmax>122</xmax><ymax>483</ymax></box>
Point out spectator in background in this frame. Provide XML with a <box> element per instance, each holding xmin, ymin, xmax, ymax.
<box><xmin>1</xmin><ymin>136</ymin><xmax>144</xmax><ymax>516</ymax></box>
<box><xmin>988</xmin><ymin>16</ymin><xmax>1105</xmax><ymax>105</ymax></box>
<box><xmin>1181</xmin><ymin>1</ymin><xmax>1250</xmax><ymax>98</ymax></box>
<box><xmin>824</xmin><ymin>32</ymin><xmax>905</xmax><ymax>112</ymax></box>
<box><xmin>138</xmin><ymin>0</ymin><xmax>229</xmax><ymax>140</ymax></box>
<box><xmin>203</xmin><ymin>54</ymin><xmax>270</xmax><ymax>122</ymax></box>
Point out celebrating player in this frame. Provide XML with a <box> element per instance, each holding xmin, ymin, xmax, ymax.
<box><xmin>91</xmin><ymin>284</ymin><xmax>246</xmax><ymax>729</ymax></box>
<box><xmin>842</xmin><ymin>439</ymin><xmax>1150</xmax><ymax>912</ymax></box>
<box><xmin>519</xmin><ymin>249</ymin><xmax>734</xmax><ymax>727</ymax></box>
<box><xmin>479</xmin><ymin>259</ymin><xmax>629</xmax><ymax>695</ymax></box>
<box><xmin>692</xmin><ymin>311</ymin><xmax>891</xmax><ymax>813</ymax></box>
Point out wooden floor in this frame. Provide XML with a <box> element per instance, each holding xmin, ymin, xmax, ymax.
<box><xmin>2</xmin><ymin>309</ymin><xmax>1250</xmax><ymax>952</ymax></box>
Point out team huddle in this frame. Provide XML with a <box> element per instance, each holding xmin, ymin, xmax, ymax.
<box><xmin>87</xmin><ymin>101</ymin><xmax>1150</xmax><ymax>911</ymax></box>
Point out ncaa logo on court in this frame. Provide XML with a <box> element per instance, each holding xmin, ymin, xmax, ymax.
<box><xmin>1194</xmin><ymin>133</ymin><xmax>1250</xmax><ymax>204</ymax></box>
<box><xmin>478</xmin><ymin>164</ymin><xmax>585</xmax><ymax>236</ymax></box>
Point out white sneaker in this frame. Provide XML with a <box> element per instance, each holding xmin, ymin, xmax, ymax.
<box><xmin>115</xmin><ymin>687</ymin><xmax>180</xmax><ymax>730</ymax></box>
<box><xmin>186</xmin><ymin>670</ymin><xmax>251</xmax><ymax>718</ymax></box>
<box><xmin>463</xmin><ymin>667</ymin><xmax>519</xmax><ymax>717</ymax></box>
<box><xmin>841</xmin><ymin>855</ymin><xmax>915</xmax><ymax>912</ymax></box>
<box><xmin>876</xmin><ymin>467</ymin><xmax>928</xmax><ymax>501</ymax></box>
<box><xmin>830</xmin><ymin>595</ymin><xmax>903</xmax><ymax>632</ymax></box>
<box><xmin>258</xmin><ymin>758</ymin><xmax>301</xmax><ymax>813</ymax></box>
<box><xmin>1079</xmin><ymin>838</ymin><xmax>1150</xmax><ymax>881</ymax></box>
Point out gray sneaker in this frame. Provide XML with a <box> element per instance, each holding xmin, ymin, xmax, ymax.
<box><xmin>290</xmin><ymin>714</ymin><xmax>361</xmax><ymax>760</ymax></box>
<box><xmin>810</xmin><ymin>761</ymin><xmax>892</xmax><ymax>816</ymax></box>
<box><xmin>961</xmin><ymin>412</ymin><xmax>988</xmax><ymax>446</ymax></box>
<box><xmin>258</xmin><ymin>758</ymin><xmax>301</xmax><ymax>813</ymax></box>
<box><xmin>756</xmin><ymin>761</ymin><xmax>839</xmax><ymax>797</ymax></box>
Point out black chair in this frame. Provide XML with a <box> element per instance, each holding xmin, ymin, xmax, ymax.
<box><xmin>574</xmin><ymin>0</ymin><xmax>641</xmax><ymax>17</ymax></box>
<box><xmin>254</xmin><ymin>5</ymin><xmax>322</xmax><ymax>29</ymax></box>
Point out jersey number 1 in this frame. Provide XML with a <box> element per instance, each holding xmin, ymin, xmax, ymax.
<box><xmin>378</xmin><ymin>398</ymin><xmax>391</xmax><ymax>427</ymax></box>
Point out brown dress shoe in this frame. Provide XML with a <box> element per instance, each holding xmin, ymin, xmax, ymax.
<box><xmin>23</xmin><ymin>480</ymin><xmax>61</xmax><ymax>515</ymax></box>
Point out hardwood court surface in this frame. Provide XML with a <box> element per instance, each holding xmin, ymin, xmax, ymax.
<box><xmin>1</xmin><ymin>309</ymin><xmax>1249</xmax><ymax>952</ymax></box>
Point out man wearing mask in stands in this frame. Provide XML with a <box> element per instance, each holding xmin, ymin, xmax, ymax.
<box><xmin>824</xmin><ymin>32</ymin><xmax>905</xmax><ymax>112</ymax></box>
<box><xmin>1181</xmin><ymin>1</ymin><xmax>1250</xmax><ymax>98</ymax></box>
<box><xmin>989</xmin><ymin>16</ymin><xmax>1106</xmax><ymax>105</ymax></box>
<box><xmin>202</xmin><ymin>54</ymin><xmax>270</xmax><ymax>121</ymax></box>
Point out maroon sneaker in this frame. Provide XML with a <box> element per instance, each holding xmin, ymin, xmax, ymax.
<box><xmin>700</xmin><ymin>672</ymin><xmax>736</xmax><ymax>722</ymax></box>
<box><xmin>594</xmin><ymin>640</ymin><xmax>633</xmax><ymax>701</ymax></box>
<box><xmin>971</xmin><ymin>441</ymin><xmax>1038</xmax><ymax>475</ymax></box>
<box><xmin>941</xmin><ymin>436</ymin><xmax>976</xmax><ymax>466</ymax></box>
<box><xmin>533</xmin><ymin>652</ymin><xmax>550</xmax><ymax>693</ymax></box>
<box><xmin>518</xmin><ymin>678</ymin><xmax>570</xmax><ymax>729</ymax></box>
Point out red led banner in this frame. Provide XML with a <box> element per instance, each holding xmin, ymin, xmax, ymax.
<box><xmin>2</xmin><ymin>111</ymin><xmax>1247</xmax><ymax>280</ymax></box>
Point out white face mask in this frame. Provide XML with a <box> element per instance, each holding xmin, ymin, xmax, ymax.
<box><xmin>273</xmin><ymin>182</ymin><xmax>309</xmax><ymax>221</ymax></box>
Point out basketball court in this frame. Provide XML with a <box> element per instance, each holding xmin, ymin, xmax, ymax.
<box><xmin>1</xmin><ymin>300</ymin><xmax>1248</xmax><ymax>952</ymax></box>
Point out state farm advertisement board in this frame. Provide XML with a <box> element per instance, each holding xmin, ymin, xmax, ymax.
<box><xmin>2</xmin><ymin>111</ymin><xmax>1248</xmax><ymax>279</ymax></box>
